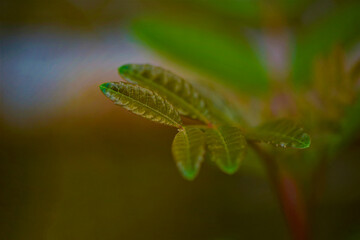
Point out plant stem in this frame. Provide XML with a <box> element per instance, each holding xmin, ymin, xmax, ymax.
<box><xmin>249</xmin><ymin>141</ymin><xmax>309</xmax><ymax>240</ymax></box>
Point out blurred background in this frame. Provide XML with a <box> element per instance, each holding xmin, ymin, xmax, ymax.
<box><xmin>1</xmin><ymin>0</ymin><xmax>360</xmax><ymax>239</ymax></box>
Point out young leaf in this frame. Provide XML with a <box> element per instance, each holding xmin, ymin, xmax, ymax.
<box><xmin>172</xmin><ymin>127</ymin><xmax>206</xmax><ymax>180</ymax></box>
<box><xmin>119</xmin><ymin>64</ymin><xmax>212</xmax><ymax>123</ymax></box>
<box><xmin>100</xmin><ymin>82</ymin><xmax>182</xmax><ymax>128</ymax></box>
<box><xmin>249</xmin><ymin>119</ymin><xmax>311</xmax><ymax>149</ymax></box>
<box><xmin>205</xmin><ymin>126</ymin><xmax>247</xmax><ymax>175</ymax></box>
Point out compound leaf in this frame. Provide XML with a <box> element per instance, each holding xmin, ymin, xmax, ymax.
<box><xmin>100</xmin><ymin>82</ymin><xmax>182</xmax><ymax>128</ymax></box>
<box><xmin>172</xmin><ymin>126</ymin><xmax>206</xmax><ymax>180</ymax></box>
<box><xmin>205</xmin><ymin>126</ymin><xmax>247</xmax><ymax>174</ymax></box>
<box><xmin>250</xmin><ymin>119</ymin><xmax>311</xmax><ymax>149</ymax></box>
<box><xmin>119</xmin><ymin>64</ymin><xmax>212</xmax><ymax>123</ymax></box>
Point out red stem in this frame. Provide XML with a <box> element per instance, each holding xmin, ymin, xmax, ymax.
<box><xmin>250</xmin><ymin>141</ymin><xmax>309</xmax><ymax>240</ymax></box>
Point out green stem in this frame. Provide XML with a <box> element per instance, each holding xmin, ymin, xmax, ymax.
<box><xmin>249</xmin><ymin>141</ymin><xmax>309</xmax><ymax>240</ymax></box>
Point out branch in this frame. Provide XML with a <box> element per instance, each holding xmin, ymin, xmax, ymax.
<box><xmin>249</xmin><ymin>141</ymin><xmax>309</xmax><ymax>240</ymax></box>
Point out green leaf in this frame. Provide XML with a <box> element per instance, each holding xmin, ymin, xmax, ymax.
<box><xmin>292</xmin><ymin>2</ymin><xmax>360</xmax><ymax>85</ymax></box>
<box><xmin>100</xmin><ymin>82</ymin><xmax>182</xmax><ymax>128</ymax></box>
<box><xmin>192</xmin><ymin>0</ymin><xmax>312</xmax><ymax>22</ymax></box>
<box><xmin>205</xmin><ymin>126</ymin><xmax>247</xmax><ymax>174</ymax></box>
<box><xmin>249</xmin><ymin>119</ymin><xmax>311</xmax><ymax>149</ymax></box>
<box><xmin>172</xmin><ymin>126</ymin><xmax>206</xmax><ymax>180</ymax></box>
<box><xmin>131</xmin><ymin>17</ymin><xmax>268</xmax><ymax>93</ymax></box>
<box><xmin>119</xmin><ymin>64</ymin><xmax>212</xmax><ymax>123</ymax></box>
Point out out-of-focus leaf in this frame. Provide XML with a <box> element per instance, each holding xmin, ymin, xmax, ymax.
<box><xmin>100</xmin><ymin>82</ymin><xmax>182</xmax><ymax>128</ymax></box>
<box><xmin>205</xmin><ymin>126</ymin><xmax>247</xmax><ymax>174</ymax></box>
<box><xmin>292</xmin><ymin>2</ymin><xmax>360</xmax><ymax>85</ymax></box>
<box><xmin>119</xmin><ymin>64</ymin><xmax>212</xmax><ymax>123</ymax></box>
<box><xmin>193</xmin><ymin>0</ymin><xmax>313</xmax><ymax>23</ymax></box>
<box><xmin>249</xmin><ymin>119</ymin><xmax>311</xmax><ymax>149</ymax></box>
<box><xmin>131</xmin><ymin>17</ymin><xmax>268</xmax><ymax>93</ymax></box>
<box><xmin>172</xmin><ymin>126</ymin><xmax>205</xmax><ymax>180</ymax></box>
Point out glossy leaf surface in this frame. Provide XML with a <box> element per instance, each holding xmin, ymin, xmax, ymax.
<box><xmin>172</xmin><ymin>127</ymin><xmax>206</xmax><ymax>180</ymax></box>
<box><xmin>250</xmin><ymin>119</ymin><xmax>311</xmax><ymax>149</ymax></box>
<box><xmin>100</xmin><ymin>82</ymin><xmax>182</xmax><ymax>128</ymax></box>
<box><xmin>119</xmin><ymin>64</ymin><xmax>211</xmax><ymax>123</ymax></box>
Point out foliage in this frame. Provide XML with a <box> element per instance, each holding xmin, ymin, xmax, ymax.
<box><xmin>118</xmin><ymin>64</ymin><xmax>211</xmax><ymax>123</ymax></box>
<box><xmin>99</xmin><ymin>0</ymin><xmax>360</xmax><ymax>199</ymax></box>
<box><xmin>101</xmin><ymin>64</ymin><xmax>310</xmax><ymax>180</ymax></box>
<box><xmin>99</xmin><ymin>1</ymin><xmax>360</xmax><ymax>238</ymax></box>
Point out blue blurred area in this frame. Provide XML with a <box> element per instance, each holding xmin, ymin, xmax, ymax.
<box><xmin>1</xmin><ymin>26</ymin><xmax>154</xmax><ymax>125</ymax></box>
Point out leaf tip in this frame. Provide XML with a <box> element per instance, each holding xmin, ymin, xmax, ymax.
<box><xmin>182</xmin><ymin>171</ymin><xmax>197</xmax><ymax>181</ymax></box>
<box><xmin>99</xmin><ymin>83</ymin><xmax>110</xmax><ymax>94</ymax></box>
<box><xmin>220</xmin><ymin>164</ymin><xmax>240</xmax><ymax>175</ymax></box>
<box><xmin>118</xmin><ymin>64</ymin><xmax>131</xmax><ymax>76</ymax></box>
<box><xmin>176</xmin><ymin>162</ymin><xmax>199</xmax><ymax>181</ymax></box>
<box><xmin>299</xmin><ymin>133</ymin><xmax>311</xmax><ymax>149</ymax></box>
<box><xmin>291</xmin><ymin>132</ymin><xmax>311</xmax><ymax>149</ymax></box>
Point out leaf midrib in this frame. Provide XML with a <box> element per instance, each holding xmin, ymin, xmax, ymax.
<box><xmin>183</xmin><ymin>128</ymin><xmax>191</xmax><ymax>168</ymax></box>
<box><xmin>135</xmin><ymin>75</ymin><xmax>211</xmax><ymax>124</ymax></box>
<box><xmin>260</xmin><ymin>129</ymin><xmax>307</xmax><ymax>146</ymax></box>
<box><xmin>105</xmin><ymin>86</ymin><xmax>182</xmax><ymax>128</ymax></box>
<box><xmin>214</xmin><ymin>128</ymin><xmax>231</xmax><ymax>165</ymax></box>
